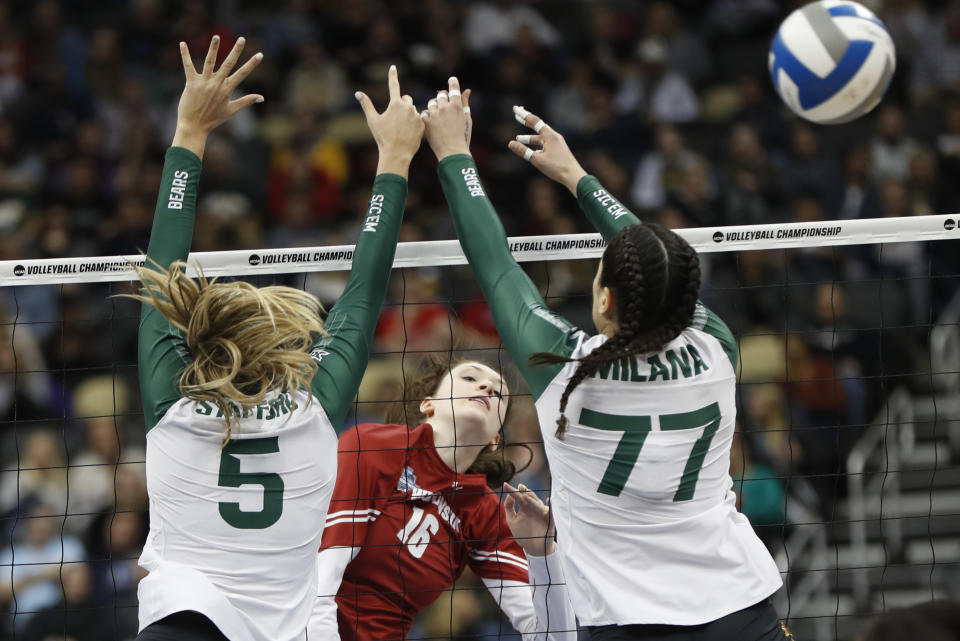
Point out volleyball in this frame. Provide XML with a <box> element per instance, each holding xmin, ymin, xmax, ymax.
<box><xmin>768</xmin><ymin>0</ymin><xmax>896</xmax><ymax>124</ymax></box>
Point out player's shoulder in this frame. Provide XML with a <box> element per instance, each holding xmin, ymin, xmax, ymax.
<box><xmin>569</xmin><ymin>331</ymin><xmax>602</xmax><ymax>360</ymax></box>
<box><xmin>338</xmin><ymin>422</ymin><xmax>422</xmax><ymax>459</ymax></box>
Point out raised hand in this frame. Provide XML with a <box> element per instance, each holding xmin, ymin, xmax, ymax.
<box><xmin>422</xmin><ymin>76</ymin><xmax>473</xmax><ymax>161</ymax></box>
<box><xmin>508</xmin><ymin>107</ymin><xmax>587</xmax><ymax>196</ymax></box>
<box><xmin>503</xmin><ymin>481</ymin><xmax>556</xmax><ymax>557</ymax></box>
<box><xmin>173</xmin><ymin>36</ymin><xmax>264</xmax><ymax>158</ymax></box>
<box><xmin>355</xmin><ymin>65</ymin><xmax>424</xmax><ymax>179</ymax></box>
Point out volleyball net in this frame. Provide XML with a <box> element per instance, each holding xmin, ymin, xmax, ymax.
<box><xmin>0</xmin><ymin>214</ymin><xmax>957</xmax><ymax>641</ymax></box>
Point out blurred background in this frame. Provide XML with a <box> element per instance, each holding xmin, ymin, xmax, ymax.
<box><xmin>0</xmin><ymin>1</ymin><xmax>959</xmax><ymax>640</ymax></box>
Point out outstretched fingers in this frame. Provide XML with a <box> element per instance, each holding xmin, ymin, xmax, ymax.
<box><xmin>202</xmin><ymin>35</ymin><xmax>221</xmax><ymax>77</ymax></box>
<box><xmin>387</xmin><ymin>64</ymin><xmax>401</xmax><ymax>103</ymax></box>
<box><xmin>513</xmin><ymin>105</ymin><xmax>551</xmax><ymax>134</ymax></box>
<box><xmin>179</xmin><ymin>42</ymin><xmax>197</xmax><ymax>77</ymax></box>
<box><xmin>229</xmin><ymin>93</ymin><xmax>265</xmax><ymax>116</ymax></box>
<box><xmin>355</xmin><ymin>91</ymin><xmax>378</xmax><ymax>120</ymax></box>
<box><xmin>509</xmin><ymin>139</ymin><xmax>540</xmax><ymax>163</ymax></box>
<box><xmin>226</xmin><ymin>51</ymin><xmax>263</xmax><ymax>89</ymax></box>
<box><xmin>448</xmin><ymin>76</ymin><xmax>461</xmax><ymax>101</ymax></box>
<box><xmin>515</xmin><ymin>134</ymin><xmax>543</xmax><ymax>147</ymax></box>
<box><xmin>218</xmin><ymin>37</ymin><xmax>246</xmax><ymax>78</ymax></box>
<box><xmin>503</xmin><ymin>482</ymin><xmax>518</xmax><ymax>514</ymax></box>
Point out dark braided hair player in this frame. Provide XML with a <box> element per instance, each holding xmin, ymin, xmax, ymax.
<box><xmin>420</xmin><ymin>78</ymin><xmax>791</xmax><ymax>641</ymax></box>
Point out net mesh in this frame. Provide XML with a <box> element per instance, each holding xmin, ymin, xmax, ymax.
<box><xmin>0</xmin><ymin>223</ymin><xmax>958</xmax><ymax>641</ymax></box>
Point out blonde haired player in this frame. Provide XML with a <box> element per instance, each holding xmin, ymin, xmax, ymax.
<box><xmin>422</xmin><ymin>79</ymin><xmax>790</xmax><ymax>641</ymax></box>
<box><xmin>132</xmin><ymin>37</ymin><xmax>422</xmax><ymax>641</ymax></box>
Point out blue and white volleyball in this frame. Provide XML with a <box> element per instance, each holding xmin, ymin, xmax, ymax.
<box><xmin>769</xmin><ymin>1</ymin><xmax>895</xmax><ymax>125</ymax></box>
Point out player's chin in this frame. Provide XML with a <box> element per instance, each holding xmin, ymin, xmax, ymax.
<box><xmin>454</xmin><ymin>403</ymin><xmax>493</xmax><ymax>428</ymax></box>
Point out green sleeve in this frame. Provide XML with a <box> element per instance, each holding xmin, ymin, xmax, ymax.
<box><xmin>309</xmin><ymin>174</ymin><xmax>407</xmax><ymax>429</ymax></box>
<box><xmin>691</xmin><ymin>301</ymin><xmax>738</xmax><ymax>369</ymax></box>
<box><xmin>438</xmin><ymin>155</ymin><xmax>580</xmax><ymax>399</ymax></box>
<box><xmin>139</xmin><ymin>146</ymin><xmax>202</xmax><ymax>431</ymax></box>
<box><xmin>576</xmin><ymin>175</ymin><xmax>641</xmax><ymax>241</ymax></box>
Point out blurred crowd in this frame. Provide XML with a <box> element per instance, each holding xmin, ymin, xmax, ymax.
<box><xmin>1</xmin><ymin>0</ymin><xmax>959</xmax><ymax>639</ymax></box>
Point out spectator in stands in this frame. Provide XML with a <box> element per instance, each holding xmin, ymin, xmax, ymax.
<box><xmin>0</xmin><ymin>504</ymin><xmax>86</xmax><ymax>635</ymax></box>
<box><xmin>0</xmin><ymin>117</ymin><xmax>43</xmax><ymax>200</ymax></box>
<box><xmin>85</xmin><ymin>509</ymin><xmax>146</xmax><ymax>637</ymax></box>
<box><xmin>663</xmin><ymin>156</ymin><xmax>719</xmax><ymax>227</ymax></box>
<box><xmin>615</xmin><ymin>36</ymin><xmax>699</xmax><ymax>124</ymax></box>
<box><xmin>630</xmin><ymin>123</ymin><xmax>704</xmax><ymax>212</ymax></box>
<box><xmin>718</xmin><ymin>122</ymin><xmax>781</xmax><ymax>226</ymax></box>
<box><xmin>910</xmin><ymin>2</ymin><xmax>960</xmax><ymax>104</ymax></box>
<box><xmin>463</xmin><ymin>0</ymin><xmax>560</xmax><ymax>55</ymax></box>
<box><xmin>643</xmin><ymin>0</ymin><xmax>712</xmax><ymax>88</ymax></box>
<box><xmin>284</xmin><ymin>41</ymin><xmax>349</xmax><ymax>116</ymax></box>
<box><xmin>546</xmin><ymin>58</ymin><xmax>593</xmax><ymax>135</ymax></box>
<box><xmin>66</xmin><ymin>375</ymin><xmax>141</xmax><ymax>535</ymax></box>
<box><xmin>19</xmin><ymin>561</ymin><xmax>119</xmax><ymax>641</ymax></box>
<box><xmin>829</xmin><ymin>142</ymin><xmax>879</xmax><ymax>220</ymax></box>
<box><xmin>0</xmin><ymin>430</ymin><xmax>68</xmax><ymax>523</ymax></box>
<box><xmin>935</xmin><ymin>95</ymin><xmax>960</xmax><ymax>211</ymax></box>
<box><xmin>0</xmin><ymin>313</ymin><xmax>55</xmax><ymax>438</ymax></box>
<box><xmin>870</xmin><ymin>104</ymin><xmax>919</xmax><ymax>184</ymax></box>
<box><xmin>730</xmin><ymin>430</ymin><xmax>786</xmax><ymax>530</ymax></box>
<box><xmin>776</xmin><ymin>122</ymin><xmax>837</xmax><ymax>205</ymax></box>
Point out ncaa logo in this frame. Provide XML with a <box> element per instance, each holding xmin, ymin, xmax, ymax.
<box><xmin>248</xmin><ymin>254</ymin><xmax>261</xmax><ymax>266</ymax></box>
<box><xmin>945</xmin><ymin>219</ymin><xmax>956</xmax><ymax>231</ymax></box>
<box><xmin>712</xmin><ymin>231</ymin><xmax>724</xmax><ymax>243</ymax></box>
<box><xmin>13</xmin><ymin>265</ymin><xmax>25</xmax><ymax>276</ymax></box>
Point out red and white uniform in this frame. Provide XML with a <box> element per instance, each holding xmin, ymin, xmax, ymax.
<box><xmin>308</xmin><ymin>422</ymin><xmax>575</xmax><ymax>641</ymax></box>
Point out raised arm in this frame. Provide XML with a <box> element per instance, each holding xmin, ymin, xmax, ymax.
<box><xmin>308</xmin><ymin>66</ymin><xmax>422</xmax><ymax>429</ymax></box>
<box><xmin>509</xmin><ymin>108</ymin><xmax>739</xmax><ymax>366</ymax></box>
<box><xmin>140</xmin><ymin>36</ymin><xmax>263</xmax><ymax>430</ymax></box>
<box><xmin>424</xmin><ymin>79</ymin><xmax>580</xmax><ymax>399</ymax></box>
<box><xmin>508</xmin><ymin>106</ymin><xmax>639</xmax><ymax>241</ymax></box>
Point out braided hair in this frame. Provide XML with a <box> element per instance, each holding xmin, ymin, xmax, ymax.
<box><xmin>530</xmin><ymin>223</ymin><xmax>701</xmax><ymax>438</ymax></box>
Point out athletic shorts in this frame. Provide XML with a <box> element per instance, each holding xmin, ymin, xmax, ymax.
<box><xmin>136</xmin><ymin>611</ymin><xmax>229</xmax><ymax>641</ymax></box>
<box><xmin>586</xmin><ymin>599</ymin><xmax>795</xmax><ymax>641</ymax></box>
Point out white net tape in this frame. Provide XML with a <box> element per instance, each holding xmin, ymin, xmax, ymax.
<box><xmin>1</xmin><ymin>214</ymin><xmax>957</xmax><ymax>286</ymax></box>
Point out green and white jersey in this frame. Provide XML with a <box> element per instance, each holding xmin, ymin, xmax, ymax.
<box><xmin>138</xmin><ymin>392</ymin><xmax>337</xmax><ymax>641</ymax></box>
<box><xmin>438</xmin><ymin>156</ymin><xmax>781</xmax><ymax>627</ymax></box>
<box><xmin>137</xmin><ymin>148</ymin><xmax>407</xmax><ymax>640</ymax></box>
<box><xmin>533</xmin><ymin>318</ymin><xmax>781</xmax><ymax>625</ymax></box>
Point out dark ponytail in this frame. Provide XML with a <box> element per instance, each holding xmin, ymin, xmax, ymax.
<box><xmin>530</xmin><ymin>223</ymin><xmax>701</xmax><ymax>438</ymax></box>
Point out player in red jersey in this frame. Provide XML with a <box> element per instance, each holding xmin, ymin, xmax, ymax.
<box><xmin>307</xmin><ymin>359</ymin><xmax>576</xmax><ymax>641</ymax></box>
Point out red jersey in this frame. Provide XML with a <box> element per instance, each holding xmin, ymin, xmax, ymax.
<box><xmin>321</xmin><ymin>422</ymin><xmax>529</xmax><ymax>641</ymax></box>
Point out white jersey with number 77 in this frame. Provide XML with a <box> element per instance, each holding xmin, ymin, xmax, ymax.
<box><xmin>535</xmin><ymin>311</ymin><xmax>782</xmax><ymax>627</ymax></box>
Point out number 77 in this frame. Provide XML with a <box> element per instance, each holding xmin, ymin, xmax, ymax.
<box><xmin>579</xmin><ymin>402</ymin><xmax>722</xmax><ymax>501</ymax></box>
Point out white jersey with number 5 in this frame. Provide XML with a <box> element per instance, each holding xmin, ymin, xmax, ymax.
<box><xmin>535</xmin><ymin>307</ymin><xmax>782</xmax><ymax>626</ymax></box>
<box><xmin>137</xmin><ymin>390</ymin><xmax>337</xmax><ymax>641</ymax></box>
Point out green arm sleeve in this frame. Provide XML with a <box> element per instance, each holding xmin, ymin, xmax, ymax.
<box><xmin>576</xmin><ymin>175</ymin><xmax>641</xmax><ymax>241</ymax></box>
<box><xmin>139</xmin><ymin>146</ymin><xmax>202</xmax><ymax>431</ymax></box>
<box><xmin>309</xmin><ymin>174</ymin><xmax>407</xmax><ymax>429</ymax></box>
<box><xmin>438</xmin><ymin>155</ymin><xmax>580</xmax><ymax>399</ymax></box>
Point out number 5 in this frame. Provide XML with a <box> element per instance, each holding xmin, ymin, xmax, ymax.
<box><xmin>218</xmin><ymin>437</ymin><xmax>285</xmax><ymax>529</ymax></box>
<box><xmin>579</xmin><ymin>402</ymin><xmax>722</xmax><ymax>501</ymax></box>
